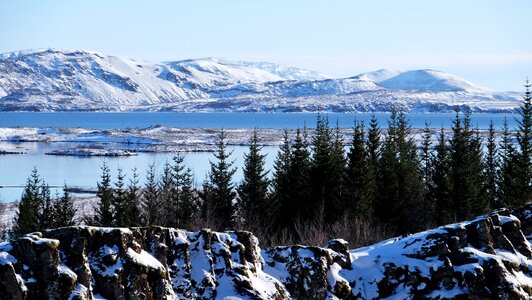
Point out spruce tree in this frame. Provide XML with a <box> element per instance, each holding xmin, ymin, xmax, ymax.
<box><xmin>499</xmin><ymin>118</ymin><xmax>520</xmax><ymax>208</ymax></box>
<box><xmin>53</xmin><ymin>186</ymin><xmax>76</xmax><ymax>227</ymax></box>
<box><xmin>93</xmin><ymin>163</ymin><xmax>114</xmax><ymax>226</ymax></box>
<box><xmin>376</xmin><ymin>109</ymin><xmax>424</xmax><ymax>233</ymax></box>
<box><xmin>432</xmin><ymin>127</ymin><xmax>452</xmax><ymax>225</ymax></box>
<box><xmin>366</xmin><ymin>115</ymin><xmax>381</xmax><ymax>215</ymax></box>
<box><xmin>13</xmin><ymin>168</ymin><xmax>43</xmax><ymax>237</ymax></box>
<box><xmin>345</xmin><ymin>121</ymin><xmax>372</xmax><ymax>218</ymax></box>
<box><xmin>112</xmin><ymin>168</ymin><xmax>129</xmax><ymax>227</ymax></box>
<box><xmin>269</xmin><ymin>130</ymin><xmax>292</xmax><ymax>229</ymax></box>
<box><xmin>287</xmin><ymin>128</ymin><xmax>312</xmax><ymax>226</ymax></box>
<box><xmin>126</xmin><ymin>168</ymin><xmax>141</xmax><ymax>227</ymax></box>
<box><xmin>514</xmin><ymin>80</ymin><xmax>532</xmax><ymax>204</ymax></box>
<box><xmin>178</xmin><ymin>167</ymin><xmax>196</xmax><ymax>229</ymax></box>
<box><xmin>203</xmin><ymin>129</ymin><xmax>237</xmax><ymax>229</ymax></box>
<box><xmin>166</xmin><ymin>155</ymin><xmax>186</xmax><ymax>227</ymax></box>
<box><xmin>420</xmin><ymin>123</ymin><xmax>434</xmax><ymax>220</ymax></box>
<box><xmin>485</xmin><ymin>120</ymin><xmax>499</xmax><ymax>209</ymax></box>
<box><xmin>38</xmin><ymin>183</ymin><xmax>54</xmax><ymax>230</ymax></box>
<box><xmin>237</xmin><ymin>129</ymin><xmax>269</xmax><ymax>227</ymax></box>
<box><xmin>143</xmin><ymin>164</ymin><xmax>161</xmax><ymax>226</ymax></box>
<box><xmin>448</xmin><ymin>109</ymin><xmax>487</xmax><ymax>220</ymax></box>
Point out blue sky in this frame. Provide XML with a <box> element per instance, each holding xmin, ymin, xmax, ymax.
<box><xmin>1</xmin><ymin>0</ymin><xmax>531</xmax><ymax>91</ymax></box>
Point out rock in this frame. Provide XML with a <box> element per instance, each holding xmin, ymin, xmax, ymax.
<box><xmin>1</xmin><ymin>205</ymin><xmax>532</xmax><ymax>299</ymax></box>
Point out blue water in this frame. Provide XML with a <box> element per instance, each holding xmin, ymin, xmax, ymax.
<box><xmin>0</xmin><ymin>112</ymin><xmax>520</xmax><ymax>129</ymax></box>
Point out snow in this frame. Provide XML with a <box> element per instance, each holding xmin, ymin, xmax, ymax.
<box><xmin>0</xmin><ymin>251</ymin><xmax>17</xmax><ymax>265</ymax></box>
<box><xmin>0</xmin><ymin>49</ymin><xmax>520</xmax><ymax>113</ymax></box>
<box><xmin>126</xmin><ymin>248</ymin><xmax>164</xmax><ymax>270</ymax></box>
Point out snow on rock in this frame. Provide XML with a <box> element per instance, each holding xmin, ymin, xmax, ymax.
<box><xmin>0</xmin><ymin>49</ymin><xmax>520</xmax><ymax>113</ymax></box>
<box><xmin>2</xmin><ymin>206</ymin><xmax>532</xmax><ymax>299</ymax></box>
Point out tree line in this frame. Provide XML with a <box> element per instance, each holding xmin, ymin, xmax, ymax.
<box><xmin>10</xmin><ymin>83</ymin><xmax>532</xmax><ymax>246</ymax></box>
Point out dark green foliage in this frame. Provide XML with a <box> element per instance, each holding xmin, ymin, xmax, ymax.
<box><xmin>345</xmin><ymin>122</ymin><xmax>373</xmax><ymax>218</ymax></box>
<box><xmin>286</xmin><ymin>128</ymin><xmax>312</xmax><ymax>224</ymax></box>
<box><xmin>485</xmin><ymin>120</ymin><xmax>499</xmax><ymax>209</ymax></box>
<box><xmin>420</xmin><ymin>124</ymin><xmax>435</xmax><ymax>221</ymax></box>
<box><xmin>449</xmin><ymin>109</ymin><xmax>488</xmax><ymax>220</ymax></box>
<box><xmin>202</xmin><ymin>129</ymin><xmax>237</xmax><ymax>229</ymax></box>
<box><xmin>269</xmin><ymin>130</ymin><xmax>293</xmax><ymax>229</ymax></box>
<box><xmin>53</xmin><ymin>187</ymin><xmax>76</xmax><ymax>228</ymax></box>
<box><xmin>178</xmin><ymin>167</ymin><xmax>196</xmax><ymax>229</ymax></box>
<box><xmin>13</xmin><ymin>168</ymin><xmax>46</xmax><ymax>237</ymax></box>
<box><xmin>111</xmin><ymin>168</ymin><xmax>129</xmax><ymax>227</ymax></box>
<box><xmin>376</xmin><ymin>109</ymin><xmax>425</xmax><ymax>233</ymax></box>
<box><xmin>432</xmin><ymin>128</ymin><xmax>453</xmax><ymax>225</ymax></box>
<box><xmin>310</xmin><ymin>115</ymin><xmax>346</xmax><ymax>224</ymax></box>
<box><xmin>92</xmin><ymin>163</ymin><xmax>114</xmax><ymax>227</ymax></box>
<box><xmin>499</xmin><ymin>118</ymin><xmax>521</xmax><ymax>208</ymax></box>
<box><xmin>125</xmin><ymin>168</ymin><xmax>142</xmax><ymax>227</ymax></box>
<box><xmin>237</xmin><ymin>129</ymin><xmax>270</xmax><ymax>227</ymax></box>
<box><xmin>514</xmin><ymin>81</ymin><xmax>532</xmax><ymax>204</ymax></box>
<box><xmin>143</xmin><ymin>164</ymin><xmax>161</xmax><ymax>226</ymax></box>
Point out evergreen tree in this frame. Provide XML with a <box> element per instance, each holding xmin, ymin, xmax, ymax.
<box><xmin>93</xmin><ymin>163</ymin><xmax>114</xmax><ymax>226</ymax></box>
<box><xmin>159</xmin><ymin>161</ymin><xmax>174</xmax><ymax>219</ymax></box>
<box><xmin>345</xmin><ymin>121</ymin><xmax>372</xmax><ymax>218</ymax></box>
<box><xmin>38</xmin><ymin>183</ymin><xmax>54</xmax><ymax>230</ymax></box>
<box><xmin>53</xmin><ymin>186</ymin><xmax>76</xmax><ymax>227</ymax></box>
<box><xmin>166</xmin><ymin>155</ymin><xmax>186</xmax><ymax>227</ymax></box>
<box><xmin>499</xmin><ymin>118</ymin><xmax>520</xmax><ymax>208</ymax></box>
<box><xmin>269</xmin><ymin>130</ymin><xmax>292</xmax><ymax>229</ymax></box>
<box><xmin>143</xmin><ymin>164</ymin><xmax>161</xmax><ymax>226</ymax></box>
<box><xmin>376</xmin><ymin>109</ymin><xmax>425</xmax><ymax>233</ymax></box>
<box><xmin>432</xmin><ymin>127</ymin><xmax>452</xmax><ymax>225</ymax></box>
<box><xmin>448</xmin><ymin>109</ymin><xmax>487</xmax><ymax>220</ymax></box>
<box><xmin>126</xmin><ymin>168</ymin><xmax>141</xmax><ymax>227</ymax></box>
<box><xmin>514</xmin><ymin>80</ymin><xmax>532</xmax><ymax>204</ymax></box>
<box><xmin>485</xmin><ymin>120</ymin><xmax>499</xmax><ymax>209</ymax></box>
<box><xmin>366</xmin><ymin>115</ymin><xmax>381</xmax><ymax>215</ymax></box>
<box><xmin>178</xmin><ymin>167</ymin><xmax>196</xmax><ymax>229</ymax></box>
<box><xmin>420</xmin><ymin>123</ymin><xmax>434</xmax><ymax>220</ymax></box>
<box><xmin>286</xmin><ymin>128</ymin><xmax>312</xmax><ymax>226</ymax></box>
<box><xmin>310</xmin><ymin>114</ymin><xmax>345</xmax><ymax>224</ymax></box>
<box><xmin>203</xmin><ymin>129</ymin><xmax>237</xmax><ymax>229</ymax></box>
<box><xmin>13</xmin><ymin>168</ymin><xmax>43</xmax><ymax>237</ymax></box>
<box><xmin>237</xmin><ymin>129</ymin><xmax>269</xmax><ymax>227</ymax></box>
<box><xmin>112</xmin><ymin>168</ymin><xmax>129</xmax><ymax>227</ymax></box>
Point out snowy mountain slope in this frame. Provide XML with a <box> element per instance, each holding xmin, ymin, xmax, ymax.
<box><xmin>352</xmin><ymin>68</ymin><xmax>402</xmax><ymax>82</ymax></box>
<box><xmin>0</xmin><ymin>49</ymin><xmax>520</xmax><ymax>112</ymax></box>
<box><xmin>380</xmin><ymin>69</ymin><xmax>493</xmax><ymax>93</ymax></box>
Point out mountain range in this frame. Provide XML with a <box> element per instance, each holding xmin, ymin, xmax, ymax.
<box><xmin>0</xmin><ymin>49</ymin><xmax>521</xmax><ymax>112</ymax></box>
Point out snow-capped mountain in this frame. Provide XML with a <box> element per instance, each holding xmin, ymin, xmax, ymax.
<box><xmin>0</xmin><ymin>49</ymin><xmax>521</xmax><ymax>112</ymax></box>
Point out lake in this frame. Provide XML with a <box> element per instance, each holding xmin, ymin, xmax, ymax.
<box><xmin>0</xmin><ymin>112</ymin><xmax>522</xmax><ymax>202</ymax></box>
<box><xmin>0</xmin><ymin>112</ymin><xmax>521</xmax><ymax>130</ymax></box>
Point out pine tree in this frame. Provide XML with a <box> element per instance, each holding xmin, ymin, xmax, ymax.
<box><xmin>499</xmin><ymin>118</ymin><xmax>520</xmax><ymax>208</ymax></box>
<box><xmin>178</xmin><ymin>167</ymin><xmax>196</xmax><ymax>229</ymax></box>
<box><xmin>376</xmin><ymin>109</ymin><xmax>425</xmax><ymax>233</ymax></box>
<box><xmin>237</xmin><ymin>129</ymin><xmax>269</xmax><ymax>227</ymax></box>
<box><xmin>93</xmin><ymin>163</ymin><xmax>114</xmax><ymax>226</ymax></box>
<box><xmin>269</xmin><ymin>130</ymin><xmax>292</xmax><ymax>229</ymax></box>
<box><xmin>53</xmin><ymin>186</ymin><xmax>76</xmax><ymax>227</ymax></box>
<box><xmin>38</xmin><ymin>183</ymin><xmax>54</xmax><ymax>230</ymax></box>
<box><xmin>126</xmin><ymin>168</ymin><xmax>141</xmax><ymax>227</ymax></box>
<box><xmin>366</xmin><ymin>115</ymin><xmax>381</xmax><ymax>215</ymax></box>
<box><xmin>13</xmin><ymin>168</ymin><xmax>43</xmax><ymax>237</ymax></box>
<box><xmin>143</xmin><ymin>164</ymin><xmax>161</xmax><ymax>226</ymax></box>
<box><xmin>345</xmin><ymin>121</ymin><xmax>372</xmax><ymax>218</ymax></box>
<box><xmin>514</xmin><ymin>80</ymin><xmax>532</xmax><ymax>204</ymax></box>
<box><xmin>203</xmin><ymin>129</ymin><xmax>237</xmax><ymax>229</ymax></box>
<box><xmin>112</xmin><ymin>168</ymin><xmax>129</xmax><ymax>227</ymax></box>
<box><xmin>448</xmin><ymin>109</ymin><xmax>487</xmax><ymax>220</ymax></box>
<box><xmin>287</xmin><ymin>128</ymin><xmax>312</xmax><ymax>226</ymax></box>
<box><xmin>420</xmin><ymin>123</ymin><xmax>434</xmax><ymax>220</ymax></box>
<box><xmin>166</xmin><ymin>155</ymin><xmax>186</xmax><ymax>227</ymax></box>
<box><xmin>159</xmin><ymin>161</ymin><xmax>174</xmax><ymax>221</ymax></box>
<box><xmin>432</xmin><ymin>127</ymin><xmax>452</xmax><ymax>225</ymax></box>
<box><xmin>485</xmin><ymin>120</ymin><xmax>499</xmax><ymax>209</ymax></box>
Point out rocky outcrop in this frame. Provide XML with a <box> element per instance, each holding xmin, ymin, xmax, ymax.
<box><xmin>1</xmin><ymin>205</ymin><xmax>532</xmax><ymax>299</ymax></box>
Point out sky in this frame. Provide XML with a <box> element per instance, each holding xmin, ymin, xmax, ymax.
<box><xmin>0</xmin><ymin>0</ymin><xmax>531</xmax><ymax>91</ymax></box>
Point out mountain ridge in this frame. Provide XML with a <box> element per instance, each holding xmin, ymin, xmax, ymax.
<box><xmin>0</xmin><ymin>48</ymin><xmax>521</xmax><ymax>112</ymax></box>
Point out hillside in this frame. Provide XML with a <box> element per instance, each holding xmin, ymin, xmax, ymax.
<box><xmin>1</xmin><ymin>204</ymin><xmax>532</xmax><ymax>299</ymax></box>
<box><xmin>0</xmin><ymin>49</ymin><xmax>521</xmax><ymax>112</ymax></box>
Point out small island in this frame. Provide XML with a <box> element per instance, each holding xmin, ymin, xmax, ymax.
<box><xmin>45</xmin><ymin>148</ymin><xmax>137</xmax><ymax>157</ymax></box>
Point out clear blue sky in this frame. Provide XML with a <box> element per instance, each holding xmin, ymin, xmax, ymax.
<box><xmin>1</xmin><ymin>0</ymin><xmax>530</xmax><ymax>91</ymax></box>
